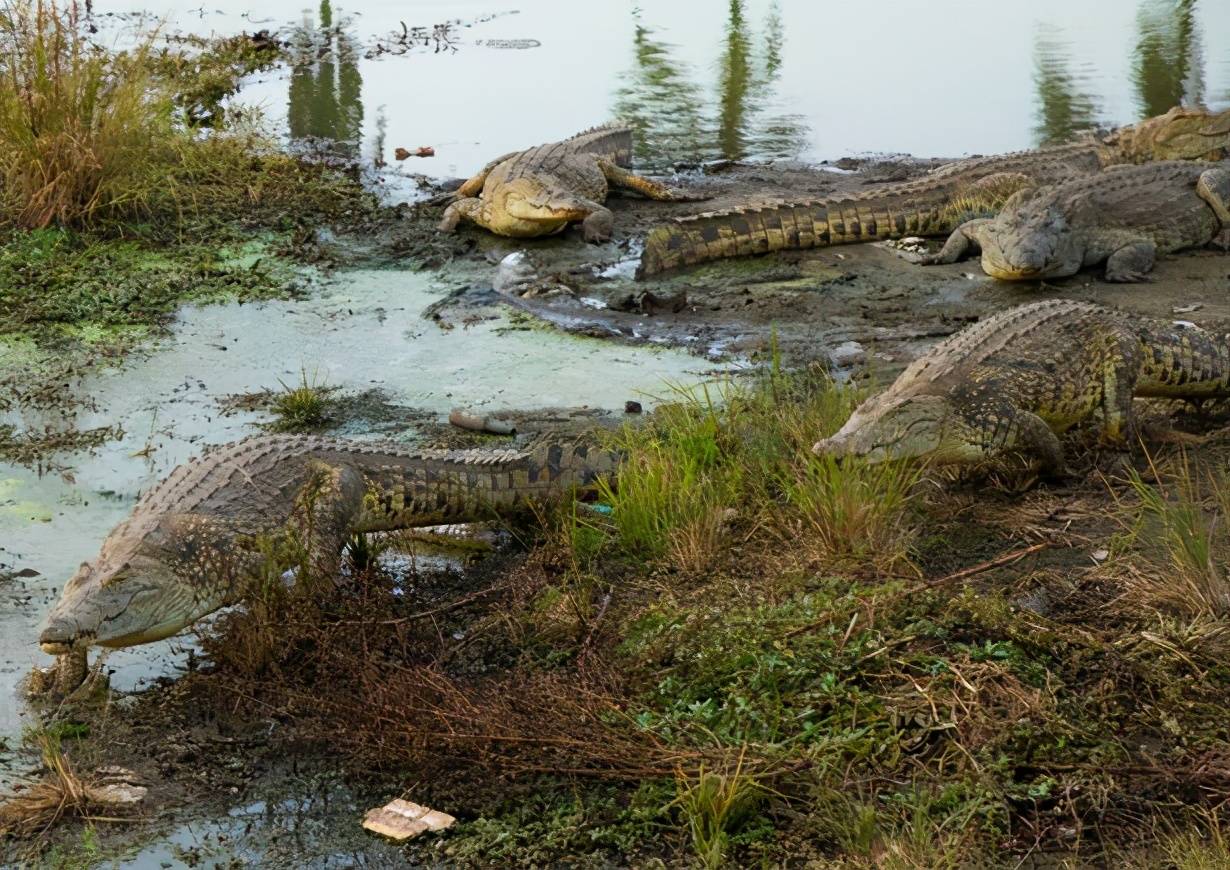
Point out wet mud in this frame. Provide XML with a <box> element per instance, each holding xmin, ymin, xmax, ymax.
<box><xmin>400</xmin><ymin>159</ymin><xmax>1230</xmax><ymax>378</ymax></box>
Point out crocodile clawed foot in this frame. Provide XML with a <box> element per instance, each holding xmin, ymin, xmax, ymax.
<box><xmin>1104</xmin><ymin>271</ymin><xmax>1153</xmax><ymax>284</ymax></box>
<box><xmin>25</xmin><ymin>648</ymin><xmax>110</xmax><ymax>705</ymax></box>
<box><xmin>582</xmin><ymin>213</ymin><xmax>614</xmax><ymax>244</ymax></box>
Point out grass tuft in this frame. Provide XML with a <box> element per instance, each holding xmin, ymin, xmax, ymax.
<box><xmin>1118</xmin><ymin>452</ymin><xmax>1230</xmax><ymax>617</ymax></box>
<box><xmin>268</xmin><ymin>370</ymin><xmax>336</xmax><ymax>432</ymax></box>
<box><xmin>0</xmin><ymin>1</ymin><xmax>176</xmax><ymax>229</ymax></box>
<box><xmin>583</xmin><ymin>364</ymin><xmax>921</xmax><ymax>575</ymax></box>
<box><xmin>672</xmin><ymin>752</ymin><xmax>764</xmax><ymax>869</ymax></box>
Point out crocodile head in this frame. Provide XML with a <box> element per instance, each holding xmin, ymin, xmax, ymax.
<box><xmin>39</xmin><ymin>542</ymin><xmax>215</xmax><ymax>654</ymax></box>
<box><xmin>813</xmin><ymin>394</ymin><xmax>983</xmax><ymax>465</ymax></box>
<box><xmin>487</xmin><ymin>177</ymin><xmax>579</xmax><ymax>237</ymax></box>
<box><xmin>1109</xmin><ymin>105</ymin><xmax>1230</xmax><ymax>162</ymax></box>
<box><xmin>977</xmin><ymin>191</ymin><xmax>1084</xmax><ymax>281</ymax></box>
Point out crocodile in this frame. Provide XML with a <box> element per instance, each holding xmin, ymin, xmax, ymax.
<box><xmin>636</xmin><ymin>105</ymin><xmax>1230</xmax><ymax>276</ymax></box>
<box><xmin>438</xmin><ymin>124</ymin><xmax>682</xmax><ymax>241</ymax></box>
<box><xmin>919</xmin><ymin>161</ymin><xmax>1230</xmax><ymax>282</ymax></box>
<box><xmin>36</xmin><ymin>434</ymin><xmax>615</xmax><ymax>694</ymax></box>
<box><xmin>813</xmin><ymin>300</ymin><xmax>1230</xmax><ymax>470</ymax></box>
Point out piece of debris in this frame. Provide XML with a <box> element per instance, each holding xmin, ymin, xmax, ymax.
<box><xmin>1172</xmin><ymin>303</ymin><xmax>1203</xmax><ymax>314</ymax></box>
<box><xmin>394</xmin><ymin>146</ymin><xmax>435</xmax><ymax>160</ymax></box>
<box><xmin>85</xmin><ymin>767</ymin><xmax>147</xmax><ymax>806</ymax></box>
<box><xmin>1091</xmin><ymin>548</ymin><xmax>1109</xmax><ymax>563</ymax></box>
<box><xmin>449</xmin><ymin>408</ymin><xmax>516</xmax><ymax>435</ymax></box>
<box><xmin>363</xmin><ymin>799</ymin><xmax>456</xmax><ymax>841</ymax></box>
<box><xmin>887</xmin><ymin>236</ymin><xmax>929</xmax><ymax>254</ymax></box>
<box><xmin>625</xmin><ymin>400</ymin><xmax>643</xmax><ymax>414</ymax></box>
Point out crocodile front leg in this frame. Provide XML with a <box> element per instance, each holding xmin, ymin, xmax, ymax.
<box><xmin>993</xmin><ymin>408</ymin><xmax>1067</xmax><ymax>477</ymax></box>
<box><xmin>1196</xmin><ymin>167</ymin><xmax>1230</xmax><ymax>225</ymax></box>
<box><xmin>598</xmin><ymin>158</ymin><xmax>679</xmax><ymax>202</ymax></box>
<box><xmin>920</xmin><ymin>218</ymin><xmax>992</xmax><ymax>265</ymax></box>
<box><xmin>439</xmin><ymin>197</ymin><xmax>483</xmax><ymax>232</ymax></box>
<box><xmin>1103</xmin><ymin>241</ymin><xmax>1157</xmax><ymax>283</ymax></box>
<box><xmin>455</xmin><ymin>151</ymin><xmax>520</xmax><ymax>198</ymax></box>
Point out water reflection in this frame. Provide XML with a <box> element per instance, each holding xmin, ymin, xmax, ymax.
<box><xmin>287</xmin><ymin>0</ymin><xmax>364</xmax><ymax>159</ymax></box>
<box><xmin>1031</xmin><ymin>24</ymin><xmax>1099</xmax><ymax>145</ymax></box>
<box><xmin>1133</xmin><ymin>0</ymin><xmax>1204</xmax><ymax>117</ymax></box>
<box><xmin>613</xmin><ymin>2</ymin><xmax>806</xmax><ymax>169</ymax></box>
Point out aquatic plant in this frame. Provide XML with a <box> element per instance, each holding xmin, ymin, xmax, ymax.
<box><xmin>269</xmin><ymin>370</ymin><xmax>336</xmax><ymax>432</ymax></box>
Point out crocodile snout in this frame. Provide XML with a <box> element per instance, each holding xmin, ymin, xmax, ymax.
<box><xmin>39</xmin><ymin>619</ymin><xmax>91</xmax><ymax>654</ymax></box>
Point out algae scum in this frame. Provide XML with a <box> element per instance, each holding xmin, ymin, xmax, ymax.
<box><xmin>3</xmin><ymin>0</ymin><xmax>1230</xmax><ymax>867</ymax></box>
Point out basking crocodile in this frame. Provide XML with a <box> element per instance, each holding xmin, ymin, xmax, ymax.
<box><xmin>438</xmin><ymin>124</ymin><xmax>682</xmax><ymax>241</ymax></box>
<box><xmin>920</xmin><ymin>161</ymin><xmax>1230</xmax><ymax>282</ymax></box>
<box><xmin>36</xmin><ymin>435</ymin><xmax>615</xmax><ymax>693</ymax></box>
<box><xmin>637</xmin><ymin>106</ymin><xmax>1230</xmax><ymax>276</ymax></box>
<box><xmin>814</xmin><ymin>300</ymin><xmax>1230</xmax><ymax>470</ymax></box>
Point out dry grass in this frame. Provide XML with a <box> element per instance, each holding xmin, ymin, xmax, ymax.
<box><xmin>0</xmin><ymin>731</ymin><xmax>138</xmax><ymax>838</ymax></box>
<box><xmin>0</xmin><ymin>0</ymin><xmax>176</xmax><ymax>228</ymax></box>
<box><xmin>1113</xmin><ymin>451</ymin><xmax>1230</xmax><ymax>617</ymax></box>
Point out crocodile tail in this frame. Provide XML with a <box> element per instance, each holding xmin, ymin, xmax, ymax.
<box><xmin>566</xmin><ymin>123</ymin><xmax>634</xmax><ymax>166</ymax></box>
<box><xmin>637</xmin><ymin>195</ymin><xmax>950</xmax><ymax>278</ymax></box>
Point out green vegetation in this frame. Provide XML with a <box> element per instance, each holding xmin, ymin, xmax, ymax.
<box><xmin>268</xmin><ymin>370</ymin><xmax>337</xmax><ymax>432</ymax></box>
<box><xmin>0</xmin><ymin>0</ymin><xmax>378</xmax><ymax>415</ymax></box>
<box><xmin>582</xmin><ymin>367</ymin><xmax>921</xmax><ymax>574</ymax></box>
<box><xmin>57</xmin><ymin>371</ymin><xmax>1202</xmax><ymax>867</ymax></box>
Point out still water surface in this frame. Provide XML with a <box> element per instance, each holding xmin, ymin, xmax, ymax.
<box><xmin>130</xmin><ymin>0</ymin><xmax>1230</xmax><ymax>176</ymax></box>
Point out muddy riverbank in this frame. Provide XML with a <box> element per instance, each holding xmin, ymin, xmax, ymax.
<box><xmin>401</xmin><ymin>158</ymin><xmax>1230</xmax><ymax>373</ymax></box>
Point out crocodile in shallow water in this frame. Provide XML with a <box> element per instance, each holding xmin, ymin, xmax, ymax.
<box><xmin>920</xmin><ymin>160</ymin><xmax>1230</xmax><ymax>282</ymax></box>
<box><xmin>636</xmin><ymin>106</ymin><xmax>1230</xmax><ymax>276</ymax></box>
<box><xmin>37</xmin><ymin>435</ymin><xmax>615</xmax><ymax>693</ymax></box>
<box><xmin>814</xmin><ymin>300</ymin><xmax>1230</xmax><ymax>470</ymax></box>
<box><xmin>438</xmin><ymin>124</ymin><xmax>682</xmax><ymax>241</ymax></box>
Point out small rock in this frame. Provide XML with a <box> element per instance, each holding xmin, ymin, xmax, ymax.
<box><xmin>637</xmin><ymin>289</ymin><xmax>688</xmax><ymax>315</ymax></box>
<box><xmin>1172</xmin><ymin>303</ymin><xmax>1203</xmax><ymax>314</ymax></box>
<box><xmin>625</xmin><ymin>400</ymin><xmax>643</xmax><ymax>414</ymax></box>
<box><xmin>1091</xmin><ymin>548</ymin><xmax>1109</xmax><ymax>563</ymax></box>
<box><xmin>363</xmin><ymin>799</ymin><xmax>456</xmax><ymax>841</ymax></box>
<box><xmin>828</xmin><ymin>340</ymin><xmax>867</xmax><ymax>368</ymax></box>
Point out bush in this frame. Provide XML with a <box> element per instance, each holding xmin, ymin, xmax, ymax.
<box><xmin>0</xmin><ymin>0</ymin><xmax>178</xmax><ymax>228</ymax></box>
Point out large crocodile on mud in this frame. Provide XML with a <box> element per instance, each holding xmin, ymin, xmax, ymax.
<box><xmin>919</xmin><ymin>161</ymin><xmax>1230</xmax><ymax>282</ymax></box>
<box><xmin>814</xmin><ymin>300</ymin><xmax>1230</xmax><ymax>470</ymax></box>
<box><xmin>637</xmin><ymin>106</ymin><xmax>1230</xmax><ymax>276</ymax></box>
<box><xmin>36</xmin><ymin>435</ymin><xmax>615</xmax><ymax>694</ymax></box>
<box><xmin>439</xmin><ymin>124</ymin><xmax>684</xmax><ymax>241</ymax></box>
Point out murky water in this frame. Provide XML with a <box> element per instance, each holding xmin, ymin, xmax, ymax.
<box><xmin>0</xmin><ymin>268</ymin><xmax>720</xmax><ymax>773</ymax></box>
<box><xmin>104</xmin><ymin>0</ymin><xmax>1230</xmax><ymax>177</ymax></box>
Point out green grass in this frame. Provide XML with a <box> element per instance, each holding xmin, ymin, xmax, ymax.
<box><xmin>578</xmin><ymin>364</ymin><xmax>922</xmax><ymax>574</ymax></box>
<box><xmin>1119</xmin><ymin>453</ymin><xmax>1230</xmax><ymax>617</ymax></box>
<box><xmin>268</xmin><ymin>370</ymin><xmax>336</xmax><ymax>432</ymax></box>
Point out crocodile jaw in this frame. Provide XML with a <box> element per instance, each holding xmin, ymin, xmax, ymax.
<box><xmin>40</xmin><ymin>552</ymin><xmax>217</xmax><ymax>652</ymax></box>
